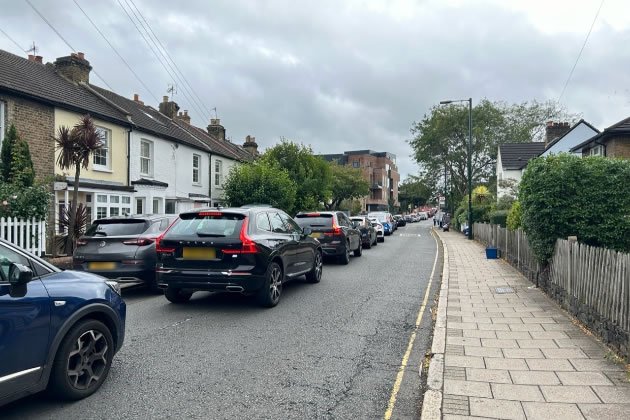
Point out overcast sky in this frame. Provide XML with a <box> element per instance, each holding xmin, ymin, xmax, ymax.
<box><xmin>2</xmin><ymin>0</ymin><xmax>629</xmax><ymax>178</ymax></box>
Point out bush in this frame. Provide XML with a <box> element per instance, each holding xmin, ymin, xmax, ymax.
<box><xmin>0</xmin><ymin>182</ymin><xmax>50</xmax><ymax>220</ymax></box>
<box><xmin>490</xmin><ymin>210</ymin><xmax>509</xmax><ymax>227</ymax></box>
<box><xmin>520</xmin><ymin>154</ymin><xmax>630</xmax><ymax>263</ymax></box>
<box><xmin>507</xmin><ymin>201</ymin><xmax>522</xmax><ymax>231</ymax></box>
<box><xmin>496</xmin><ymin>195</ymin><xmax>515</xmax><ymax>211</ymax></box>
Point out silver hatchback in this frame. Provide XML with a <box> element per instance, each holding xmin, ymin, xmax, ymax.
<box><xmin>73</xmin><ymin>215</ymin><xmax>176</xmax><ymax>291</ymax></box>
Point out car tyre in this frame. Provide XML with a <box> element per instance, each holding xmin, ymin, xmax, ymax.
<box><xmin>354</xmin><ymin>240</ymin><xmax>362</xmax><ymax>257</ymax></box>
<box><xmin>165</xmin><ymin>287</ymin><xmax>193</xmax><ymax>303</ymax></box>
<box><xmin>339</xmin><ymin>243</ymin><xmax>351</xmax><ymax>265</ymax></box>
<box><xmin>365</xmin><ymin>238</ymin><xmax>372</xmax><ymax>249</ymax></box>
<box><xmin>373</xmin><ymin>235</ymin><xmax>378</xmax><ymax>246</ymax></box>
<box><xmin>256</xmin><ymin>261</ymin><xmax>283</xmax><ymax>307</ymax></box>
<box><xmin>305</xmin><ymin>251</ymin><xmax>323</xmax><ymax>283</ymax></box>
<box><xmin>49</xmin><ymin>319</ymin><xmax>114</xmax><ymax>400</ymax></box>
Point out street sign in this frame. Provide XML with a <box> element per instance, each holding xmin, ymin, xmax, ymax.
<box><xmin>53</xmin><ymin>182</ymin><xmax>68</xmax><ymax>191</ymax></box>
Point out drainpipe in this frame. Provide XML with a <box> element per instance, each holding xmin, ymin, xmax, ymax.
<box><xmin>127</xmin><ymin>129</ymin><xmax>131</xmax><ymax>187</ymax></box>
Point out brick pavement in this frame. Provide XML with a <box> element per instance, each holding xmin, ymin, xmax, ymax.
<box><xmin>438</xmin><ymin>231</ymin><xmax>630</xmax><ymax>420</ymax></box>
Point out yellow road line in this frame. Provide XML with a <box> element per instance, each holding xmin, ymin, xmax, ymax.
<box><xmin>384</xmin><ymin>228</ymin><xmax>439</xmax><ymax>420</ymax></box>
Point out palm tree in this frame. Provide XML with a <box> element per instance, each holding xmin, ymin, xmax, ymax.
<box><xmin>54</xmin><ymin>115</ymin><xmax>103</xmax><ymax>254</ymax></box>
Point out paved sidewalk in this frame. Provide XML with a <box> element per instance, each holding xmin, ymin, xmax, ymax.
<box><xmin>430</xmin><ymin>230</ymin><xmax>630</xmax><ymax>420</ymax></box>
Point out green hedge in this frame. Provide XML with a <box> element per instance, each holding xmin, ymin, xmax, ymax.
<box><xmin>507</xmin><ymin>201</ymin><xmax>522</xmax><ymax>231</ymax></box>
<box><xmin>0</xmin><ymin>183</ymin><xmax>50</xmax><ymax>220</ymax></box>
<box><xmin>520</xmin><ymin>154</ymin><xmax>630</xmax><ymax>263</ymax></box>
<box><xmin>489</xmin><ymin>210</ymin><xmax>509</xmax><ymax>227</ymax></box>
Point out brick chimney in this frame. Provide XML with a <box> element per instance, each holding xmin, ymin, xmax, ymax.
<box><xmin>207</xmin><ymin>118</ymin><xmax>226</xmax><ymax>141</ymax></box>
<box><xmin>176</xmin><ymin>110</ymin><xmax>191</xmax><ymax>124</ymax></box>
<box><xmin>545</xmin><ymin>121</ymin><xmax>571</xmax><ymax>148</ymax></box>
<box><xmin>28</xmin><ymin>54</ymin><xmax>43</xmax><ymax>64</ymax></box>
<box><xmin>133</xmin><ymin>93</ymin><xmax>144</xmax><ymax>105</ymax></box>
<box><xmin>243</xmin><ymin>135</ymin><xmax>259</xmax><ymax>157</ymax></box>
<box><xmin>158</xmin><ymin>95</ymin><xmax>179</xmax><ymax>119</ymax></box>
<box><xmin>54</xmin><ymin>52</ymin><xmax>92</xmax><ymax>84</ymax></box>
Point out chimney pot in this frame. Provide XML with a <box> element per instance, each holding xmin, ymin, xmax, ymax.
<box><xmin>35</xmin><ymin>56</ymin><xmax>42</xmax><ymax>63</ymax></box>
<box><xmin>162</xmin><ymin>96</ymin><xmax>169</xmax><ymax>103</ymax></box>
<box><xmin>184</xmin><ymin>110</ymin><xmax>188</xmax><ymax>116</ymax></box>
<box><xmin>28</xmin><ymin>54</ymin><xmax>35</xmax><ymax>61</ymax></box>
<box><xmin>77</xmin><ymin>52</ymin><xmax>85</xmax><ymax>59</ymax></box>
<box><xmin>133</xmin><ymin>93</ymin><xmax>139</xmax><ymax>102</ymax></box>
<box><xmin>546</xmin><ymin>121</ymin><xmax>553</xmax><ymax>126</ymax></box>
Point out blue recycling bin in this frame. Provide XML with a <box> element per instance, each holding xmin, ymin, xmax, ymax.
<box><xmin>486</xmin><ymin>248</ymin><xmax>499</xmax><ymax>259</ymax></box>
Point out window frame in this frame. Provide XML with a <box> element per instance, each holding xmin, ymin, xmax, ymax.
<box><xmin>192</xmin><ymin>154</ymin><xmax>201</xmax><ymax>185</ymax></box>
<box><xmin>140</xmin><ymin>139</ymin><xmax>153</xmax><ymax>177</ymax></box>
<box><xmin>93</xmin><ymin>126</ymin><xmax>111</xmax><ymax>171</ymax></box>
<box><xmin>589</xmin><ymin>145</ymin><xmax>605</xmax><ymax>157</ymax></box>
<box><xmin>165</xmin><ymin>199</ymin><xmax>177</xmax><ymax>215</ymax></box>
<box><xmin>214</xmin><ymin>159</ymin><xmax>223</xmax><ymax>187</ymax></box>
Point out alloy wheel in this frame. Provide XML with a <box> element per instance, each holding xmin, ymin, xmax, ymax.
<box><xmin>66</xmin><ymin>330</ymin><xmax>109</xmax><ymax>390</ymax></box>
<box><xmin>269</xmin><ymin>266</ymin><xmax>282</xmax><ymax>302</ymax></box>
<box><xmin>314</xmin><ymin>253</ymin><xmax>323</xmax><ymax>281</ymax></box>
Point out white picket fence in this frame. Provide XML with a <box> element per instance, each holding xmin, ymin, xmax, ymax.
<box><xmin>0</xmin><ymin>217</ymin><xmax>47</xmax><ymax>256</ymax></box>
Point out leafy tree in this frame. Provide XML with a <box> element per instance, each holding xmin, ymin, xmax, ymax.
<box><xmin>9</xmin><ymin>137</ymin><xmax>35</xmax><ymax>188</ymax></box>
<box><xmin>0</xmin><ymin>124</ymin><xmax>18</xmax><ymax>182</ymax></box>
<box><xmin>409</xmin><ymin>99</ymin><xmax>578</xmax><ymax>214</ymax></box>
<box><xmin>507</xmin><ymin>201</ymin><xmax>522</xmax><ymax>231</ymax></box>
<box><xmin>520</xmin><ymin>154</ymin><xmax>630</xmax><ymax>263</ymax></box>
<box><xmin>324</xmin><ymin>162</ymin><xmax>370</xmax><ymax>210</ymax></box>
<box><xmin>0</xmin><ymin>182</ymin><xmax>50</xmax><ymax>219</ymax></box>
<box><xmin>262</xmin><ymin>139</ymin><xmax>332</xmax><ymax>213</ymax></box>
<box><xmin>223</xmin><ymin>160</ymin><xmax>297</xmax><ymax>213</ymax></box>
<box><xmin>55</xmin><ymin>115</ymin><xmax>103</xmax><ymax>254</ymax></box>
<box><xmin>398</xmin><ymin>175</ymin><xmax>432</xmax><ymax>211</ymax></box>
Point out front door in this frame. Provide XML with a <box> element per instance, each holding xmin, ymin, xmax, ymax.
<box><xmin>0</xmin><ymin>243</ymin><xmax>51</xmax><ymax>399</ymax></box>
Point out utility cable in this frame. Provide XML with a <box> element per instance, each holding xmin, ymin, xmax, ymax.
<box><xmin>558</xmin><ymin>0</ymin><xmax>604</xmax><ymax>101</ymax></box>
<box><xmin>0</xmin><ymin>27</ymin><xmax>27</xmax><ymax>52</ymax></box>
<box><xmin>72</xmin><ymin>0</ymin><xmax>159</xmax><ymax>102</ymax></box>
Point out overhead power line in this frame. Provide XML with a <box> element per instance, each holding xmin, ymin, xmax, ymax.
<box><xmin>117</xmin><ymin>0</ymin><xmax>208</xmax><ymax>123</ymax></box>
<box><xmin>558</xmin><ymin>0</ymin><xmax>605</xmax><ymax>102</ymax></box>
<box><xmin>0</xmin><ymin>27</ymin><xmax>27</xmax><ymax>52</ymax></box>
<box><xmin>23</xmin><ymin>0</ymin><xmax>114</xmax><ymax>90</ymax></box>
<box><xmin>72</xmin><ymin>0</ymin><xmax>158</xmax><ymax>102</ymax></box>
<box><xmin>127</xmin><ymin>0</ymin><xmax>215</xmax><ymax>119</ymax></box>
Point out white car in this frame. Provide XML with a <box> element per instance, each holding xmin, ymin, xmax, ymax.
<box><xmin>418</xmin><ymin>212</ymin><xmax>428</xmax><ymax>220</ymax></box>
<box><xmin>369</xmin><ymin>218</ymin><xmax>385</xmax><ymax>242</ymax></box>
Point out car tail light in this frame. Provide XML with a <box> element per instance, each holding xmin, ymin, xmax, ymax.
<box><xmin>222</xmin><ymin>217</ymin><xmax>258</xmax><ymax>254</ymax></box>
<box><xmin>122</xmin><ymin>237</ymin><xmax>154</xmax><ymax>246</ymax></box>
<box><xmin>76</xmin><ymin>239</ymin><xmax>87</xmax><ymax>247</ymax></box>
<box><xmin>325</xmin><ymin>222</ymin><xmax>342</xmax><ymax>236</ymax></box>
<box><xmin>199</xmin><ymin>212</ymin><xmax>222</xmax><ymax>216</ymax></box>
<box><xmin>156</xmin><ymin>218</ymin><xmax>178</xmax><ymax>253</ymax></box>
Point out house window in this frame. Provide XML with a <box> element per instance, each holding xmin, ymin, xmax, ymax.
<box><xmin>0</xmin><ymin>102</ymin><xmax>5</xmax><ymax>146</ymax></box>
<box><xmin>353</xmin><ymin>161</ymin><xmax>359</xmax><ymax>168</ymax></box>
<box><xmin>140</xmin><ymin>140</ymin><xmax>153</xmax><ymax>176</ymax></box>
<box><xmin>122</xmin><ymin>207</ymin><xmax>130</xmax><ymax>216</ymax></box>
<box><xmin>109</xmin><ymin>207</ymin><xmax>119</xmax><ymax>217</ymax></box>
<box><xmin>153</xmin><ymin>198</ymin><xmax>160</xmax><ymax>214</ymax></box>
<box><xmin>165</xmin><ymin>199</ymin><xmax>177</xmax><ymax>214</ymax></box>
<box><xmin>215</xmin><ymin>159</ymin><xmax>223</xmax><ymax>186</ymax></box>
<box><xmin>97</xmin><ymin>207</ymin><xmax>107</xmax><ymax>219</ymax></box>
<box><xmin>93</xmin><ymin>127</ymin><xmax>111</xmax><ymax>170</ymax></box>
<box><xmin>589</xmin><ymin>145</ymin><xmax>605</xmax><ymax>157</ymax></box>
<box><xmin>110</xmin><ymin>195</ymin><xmax>120</xmax><ymax>204</ymax></box>
<box><xmin>136</xmin><ymin>198</ymin><xmax>144</xmax><ymax>214</ymax></box>
<box><xmin>192</xmin><ymin>154</ymin><xmax>201</xmax><ymax>184</ymax></box>
<box><xmin>122</xmin><ymin>196</ymin><xmax>131</xmax><ymax>204</ymax></box>
<box><xmin>97</xmin><ymin>194</ymin><xmax>107</xmax><ymax>203</ymax></box>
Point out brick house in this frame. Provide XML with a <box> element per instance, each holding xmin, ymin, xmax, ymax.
<box><xmin>570</xmin><ymin>116</ymin><xmax>630</xmax><ymax>158</ymax></box>
<box><xmin>319</xmin><ymin>150</ymin><xmax>400</xmax><ymax>212</ymax></box>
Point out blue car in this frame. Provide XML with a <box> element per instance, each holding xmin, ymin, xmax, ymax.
<box><xmin>0</xmin><ymin>238</ymin><xmax>126</xmax><ymax>406</ymax></box>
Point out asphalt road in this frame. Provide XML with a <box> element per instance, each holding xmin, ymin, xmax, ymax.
<box><xmin>3</xmin><ymin>220</ymin><xmax>440</xmax><ymax>420</ymax></box>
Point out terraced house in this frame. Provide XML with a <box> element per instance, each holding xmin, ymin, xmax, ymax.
<box><xmin>0</xmin><ymin>48</ymin><xmax>253</xmax><ymax>241</ymax></box>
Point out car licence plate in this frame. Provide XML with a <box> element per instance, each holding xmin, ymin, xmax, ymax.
<box><xmin>183</xmin><ymin>247</ymin><xmax>216</xmax><ymax>260</ymax></box>
<box><xmin>310</xmin><ymin>232</ymin><xmax>323</xmax><ymax>238</ymax></box>
<box><xmin>88</xmin><ymin>262</ymin><xmax>116</xmax><ymax>270</ymax></box>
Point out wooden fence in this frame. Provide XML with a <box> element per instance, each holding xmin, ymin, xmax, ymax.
<box><xmin>473</xmin><ymin>222</ymin><xmax>630</xmax><ymax>356</ymax></box>
<box><xmin>0</xmin><ymin>217</ymin><xmax>47</xmax><ymax>256</ymax></box>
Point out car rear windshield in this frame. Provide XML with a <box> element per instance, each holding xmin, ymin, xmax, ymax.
<box><xmin>166</xmin><ymin>212</ymin><xmax>245</xmax><ymax>238</ymax></box>
<box><xmin>85</xmin><ymin>220</ymin><xmax>149</xmax><ymax>236</ymax></box>
<box><xmin>295</xmin><ymin>214</ymin><xmax>333</xmax><ymax>227</ymax></box>
<box><xmin>370</xmin><ymin>214</ymin><xmax>388</xmax><ymax>223</ymax></box>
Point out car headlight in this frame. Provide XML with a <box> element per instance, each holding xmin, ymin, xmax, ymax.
<box><xmin>105</xmin><ymin>280</ymin><xmax>122</xmax><ymax>296</ymax></box>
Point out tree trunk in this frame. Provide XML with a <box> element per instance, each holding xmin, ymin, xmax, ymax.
<box><xmin>64</xmin><ymin>166</ymin><xmax>80</xmax><ymax>255</ymax></box>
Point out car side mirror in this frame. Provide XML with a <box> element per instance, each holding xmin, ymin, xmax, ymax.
<box><xmin>9</xmin><ymin>263</ymin><xmax>33</xmax><ymax>285</ymax></box>
<box><xmin>302</xmin><ymin>226</ymin><xmax>312</xmax><ymax>236</ymax></box>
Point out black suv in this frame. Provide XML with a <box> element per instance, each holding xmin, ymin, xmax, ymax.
<box><xmin>156</xmin><ymin>207</ymin><xmax>323</xmax><ymax>307</ymax></box>
<box><xmin>295</xmin><ymin>211</ymin><xmax>362</xmax><ymax>264</ymax></box>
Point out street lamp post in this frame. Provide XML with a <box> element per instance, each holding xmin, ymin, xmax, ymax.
<box><xmin>439</xmin><ymin>98</ymin><xmax>473</xmax><ymax>240</ymax></box>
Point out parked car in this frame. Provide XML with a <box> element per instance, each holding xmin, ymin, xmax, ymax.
<box><xmin>73</xmin><ymin>215</ymin><xmax>176</xmax><ymax>292</ymax></box>
<box><xmin>418</xmin><ymin>212</ymin><xmax>428</xmax><ymax>220</ymax></box>
<box><xmin>404</xmin><ymin>215</ymin><xmax>413</xmax><ymax>223</ymax></box>
<box><xmin>155</xmin><ymin>207</ymin><xmax>323</xmax><ymax>307</ymax></box>
<box><xmin>295</xmin><ymin>211</ymin><xmax>362</xmax><ymax>264</ymax></box>
<box><xmin>349</xmin><ymin>216</ymin><xmax>378</xmax><ymax>248</ymax></box>
<box><xmin>369</xmin><ymin>218</ymin><xmax>386</xmax><ymax>242</ymax></box>
<box><xmin>387</xmin><ymin>212</ymin><xmax>397</xmax><ymax>231</ymax></box>
<box><xmin>394</xmin><ymin>214</ymin><xmax>406</xmax><ymax>227</ymax></box>
<box><xmin>0</xmin><ymin>238</ymin><xmax>126</xmax><ymax>406</ymax></box>
<box><xmin>368</xmin><ymin>212</ymin><xmax>393</xmax><ymax>235</ymax></box>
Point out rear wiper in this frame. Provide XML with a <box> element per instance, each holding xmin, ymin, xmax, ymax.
<box><xmin>196</xmin><ymin>232</ymin><xmax>226</xmax><ymax>237</ymax></box>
